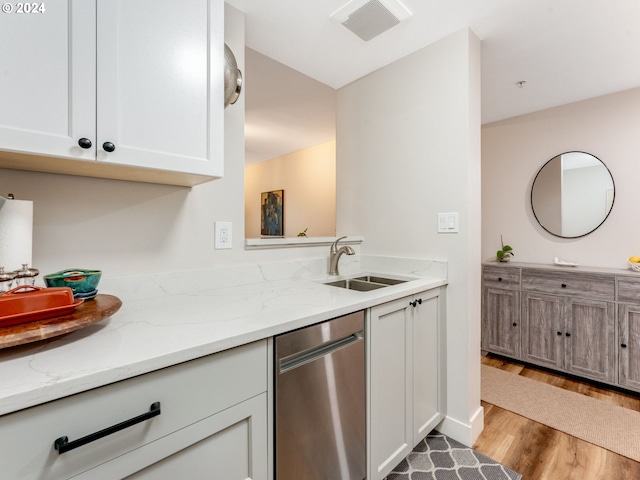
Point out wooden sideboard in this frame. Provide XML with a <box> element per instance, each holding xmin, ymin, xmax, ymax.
<box><xmin>482</xmin><ymin>262</ymin><xmax>640</xmax><ymax>392</ymax></box>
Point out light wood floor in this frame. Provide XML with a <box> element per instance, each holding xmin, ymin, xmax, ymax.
<box><xmin>473</xmin><ymin>355</ymin><xmax>640</xmax><ymax>480</ymax></box>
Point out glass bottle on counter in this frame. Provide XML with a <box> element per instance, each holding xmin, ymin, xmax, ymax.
<box><xmin>0</xmin><ymin>267</ymin><xmax>17</xmax><ymax>292</ymax></box>
<box><xmin>14</xmin><ymin>264</ymin><xmax>39</xmax><ymax>286</ymax></box>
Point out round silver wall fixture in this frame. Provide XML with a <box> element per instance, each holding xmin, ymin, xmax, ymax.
<box><xmin>224</xmin><ymin>43</ymin><xmax>242</xmax><ymax>108</ymax></box>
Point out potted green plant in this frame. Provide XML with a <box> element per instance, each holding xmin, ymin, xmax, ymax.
<box><xmin>497</xmin><ymin>235</ymin><xmax>514</xmax><ymax>262</ymax></box>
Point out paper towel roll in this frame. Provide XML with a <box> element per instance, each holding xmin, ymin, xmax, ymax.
<box><xmin>0</xmin><ymin>199</ymin><xmax>33</xmax><ymax>272</ymax></box>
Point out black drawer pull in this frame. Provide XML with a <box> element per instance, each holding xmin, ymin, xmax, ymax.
<box><xmin>498</xmin><ymin>277</ymin><xmax>503</xmax><ymax>282</ymax></box>
<box><xmin>557</xmin><ymin>331</ymin><xmax>562</xmax><ymax>336</ymax></box>
<box><xmin>54</xmin><ymin>402</ymin><xmax>161</xmax><ymax>454</ymax></box>
<box><xmin>621</xmin><ymin>343</ymin><xmax>628</xmax><ymax>348</ymax></box>
<box><xmin>561</xmin><ymin>283</ymin><xmax>567</xmax><ymax>288</ymax></box>
<box><xmin>512</xmin><ymin>322</ymin><xmax>517</xmax><ymax>327</ymax></box>
<box><xmin>565</xmin><ymin>332</ymin><xmax>571</xmax><ymax>337</ymax></box>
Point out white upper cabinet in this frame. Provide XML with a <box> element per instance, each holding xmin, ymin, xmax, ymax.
<box><xmin>0</xmin><ymin>0</ymin><xmax>96</xmax><ymax>161</ymax></box>
<box><xmin>96</xmin><ymin>0</ymin><xmax>223</xmax><ymax>177</ymax></box>
<box><xmin>0</xmin><ymin>0</ymin><xmax>224</xmax><ymax>186</ymax></box>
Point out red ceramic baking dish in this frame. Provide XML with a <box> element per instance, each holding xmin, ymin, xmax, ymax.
<box><xmin>0</xmin><ymin>285</ymin><xmax>83</xmax><ymax>328</ymax></box>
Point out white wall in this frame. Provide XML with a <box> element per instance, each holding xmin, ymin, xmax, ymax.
<box><xmin>244</xmin><ymin>141</ymin><xmax>336</xmax><ymax>239</ymax></box>
<box><xmin>337</xmin><ymin>28</ymin><xmax>483</xmax><ymax>445</ymax></box>
<box><xmin>482</xmin><ymin>87</ymin><xmax>640</xmax><ymax>268</ymax></box>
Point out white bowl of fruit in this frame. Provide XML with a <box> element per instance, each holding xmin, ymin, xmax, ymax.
<box><xmin>628</xmin><ymin>256</ymin><xmax>640</xmax><ymax>272</ymax></box>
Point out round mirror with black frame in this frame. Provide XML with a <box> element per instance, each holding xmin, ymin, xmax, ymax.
<box><xmin>531</xmin><ymin>151</ymin><xmax>615</xmax><ymax>238</ymax></box>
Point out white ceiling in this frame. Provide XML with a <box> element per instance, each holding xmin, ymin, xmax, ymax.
<box><xmin>244</xmin><ymin>48</ymin><xmax>337</xmax><ymax>165</ymax></box>
<box><xmin>229</xmin><ymin>0</ymin><xmax>640</xmax><ymax>164</ymax></box>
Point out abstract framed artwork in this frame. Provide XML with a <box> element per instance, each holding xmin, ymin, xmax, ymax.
<box><xmin>261</xmin><ymin>190</ymin><xmax>284</xmax><ymax>237</ymax></box>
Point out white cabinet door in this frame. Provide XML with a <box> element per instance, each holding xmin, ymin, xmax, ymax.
<box><xmin>368</xmin><ymin>288</ymin><xmax>445</xmax><ymax>480</ymax></box>
<box><xmin>75</xmin><ymin>394</ymin><xmax>268</xmax><ymax>480</ymax></box>
<box><xmin>368</xmin><ymin>297</ymin><xmax>413</xmax><ymax>480</ymax></box>
<box><xmin>0</xmin><ymin>0</ymin><xmax>223</xmax><ymax>185</ymax></box>
<box><xmin>0</xmin><ymin>0</ymin><xmax>96</xmax><ymax>160</ymax></box>
<box><xmin>96</xmin><ymin>0</ymin><xmax>224</xmax><ymax>177</ymax></box>
<box><xmin>412</xmin><ymin>289</ymin><xmax>445</xmax><ymax>444</ymax></box>
<box><xmin>0</xmin><ymin>341</ymin><xmax>267</xmax><ymax>480</ymax></box>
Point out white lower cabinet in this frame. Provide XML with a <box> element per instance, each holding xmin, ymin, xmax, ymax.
<box><xmin>85</xmin><ymin>393</ymin><xmax>267</xmax><ymax>480</ymax></box>
<box><xmin>368</xmin><ymin>288</ymin><xmax>445</xmax><ymax>480</ymax></box>
<box><xmin>0</xmin><ymin>340</ymin><xmax>268</xmax><ymax>480</ymax></box>
<box><xmin>412</xmin><ymin>290</ymin><xmax>446</xmax><ymax>442</ymax></box>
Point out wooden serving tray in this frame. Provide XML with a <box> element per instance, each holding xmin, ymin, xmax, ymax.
<box><xmin>0</xmin><ymin>294</ymin><xmax>122</xmax><ymax>349</ymax></box>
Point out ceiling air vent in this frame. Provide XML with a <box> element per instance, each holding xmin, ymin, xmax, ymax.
<box><xmin>330</xmin><ymin>0</ymin><xmax>412</xmax><ymax>41</ymax></box>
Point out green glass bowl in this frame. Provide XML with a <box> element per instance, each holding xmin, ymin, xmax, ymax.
<box><xmin>43</xmin><ymin>269</ymin><xmax>102</xmax><ymax>294</ymax></box>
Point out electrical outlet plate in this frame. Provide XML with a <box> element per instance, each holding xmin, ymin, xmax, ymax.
<box><xmin>215</xmin><ymin>221</ymin><xmax>232</xmax><ymax>249</ymax></box>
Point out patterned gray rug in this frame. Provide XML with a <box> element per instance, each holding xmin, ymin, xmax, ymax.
<box><xmin>384</xmin><ymin>432</ymin><xmax>522</xmax><ymax>480</ymax></box>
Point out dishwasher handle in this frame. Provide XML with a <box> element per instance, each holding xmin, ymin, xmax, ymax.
<box><xmin>279</xmin><ymin>331</ymin><xmax>363</xmax><ymax>374</ymax></box>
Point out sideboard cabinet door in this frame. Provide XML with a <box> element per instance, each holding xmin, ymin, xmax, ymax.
<box><xmin>619</xmin><ymin>303</ymin><xmax>640</xmax><ymax>390</ymax></box>
<box><xmin>482</xmin><ymin>287</ymin><xmax>520</xmax><ymax>358</ymax></box>
<box><xmin>564</xmin><ymin>298</ymin><xmax>615</xmax><ymax>384</ymax></box>
<box><xmin>521</xmin><ymin>292</ymin><xmax>563</xmax><ymax>370</ymax></box>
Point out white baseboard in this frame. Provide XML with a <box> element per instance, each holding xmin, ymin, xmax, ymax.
<box><xmin>436</xmin><ymin>405</ymin><xmax>485</xmax><ymax>447</ymax></box>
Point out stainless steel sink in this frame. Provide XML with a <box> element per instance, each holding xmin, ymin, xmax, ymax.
<box><xmin>324</xmin><ymin>279</ymin><xmax>386</xmax><ymax>291</ymax></box>
<box><xmin>323</xmin><ymin>274</ymin><xmax>410</xmax><ymax>291</ymax></box>
<box><xmin>353</xmin><ymin>275</ymin><xmax>407</xmax><ymax>286</ymax></box>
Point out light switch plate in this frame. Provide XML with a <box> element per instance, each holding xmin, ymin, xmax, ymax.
<box><xmin>215</xmin><ymin>221</ymin><xmax>232</xmax><ymax>249</ymax></box>
<box><xmin>437</xmin><ymin>212</ymin><xmax>459</xmax><ymax>233</ymax></box>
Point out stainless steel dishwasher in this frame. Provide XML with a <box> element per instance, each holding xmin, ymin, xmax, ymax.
<box><xmin>275</xmin><ymin>310</ymin><xmax>366</xmax><ymax>480</ymax></box>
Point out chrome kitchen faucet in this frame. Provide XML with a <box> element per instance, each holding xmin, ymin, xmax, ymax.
<box><xmin>329</xmin><ymin>236</ymin><xmax>355</xmax><ymax>276</ymax></box>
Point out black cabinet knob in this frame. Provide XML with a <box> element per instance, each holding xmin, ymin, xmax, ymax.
<box><xmin>103</xmin><ymin>142</ymin><xmax>116</xmax><ymax>152</ymax></box>
<box><xmin>621</xmin><ymin>343</ymin><xmax>628</xmax><ymax>348</ymax></box>
<box><xmin>557</xmin><ymin>331</ymin><xmax>562</xmax><ymax>336</ymax></box>
<box><xmin>410</xmin><ymin>300</ymin><xmax>416</xmax><ymax>308</ymax></box>
<box><xmin>512</xmin><ymin>322</ymin><xmax>517</xmax><ymax>327</ymax></box>
<box><xmin>561</xmin><ymin>283</ymin><xmax>567</xmax><ymax>288</ymax></box>
<box><xmin>416</xmin><ymin>298</ymin><xmax>422</xmax><ymax>305</ymax></box>
<box><xmin>565</xmin><ymin>332</ymin><xmax>571</xmax><ymax>337</ymax></box>
<box><xmin>78</xmin><ymin>138</ymin><xmax>92</xmax><ymax>149</ymax></box>
<box><xmin>498</xmin><ymin>277</ymin><xmax>503</xmax><ymax>282</ymax></box>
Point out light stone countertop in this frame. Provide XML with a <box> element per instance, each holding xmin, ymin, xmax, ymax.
<box><xmin>0</xmin><ymin>255</ymin><xmax>447</xmax><ymax>416</ymax></box>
